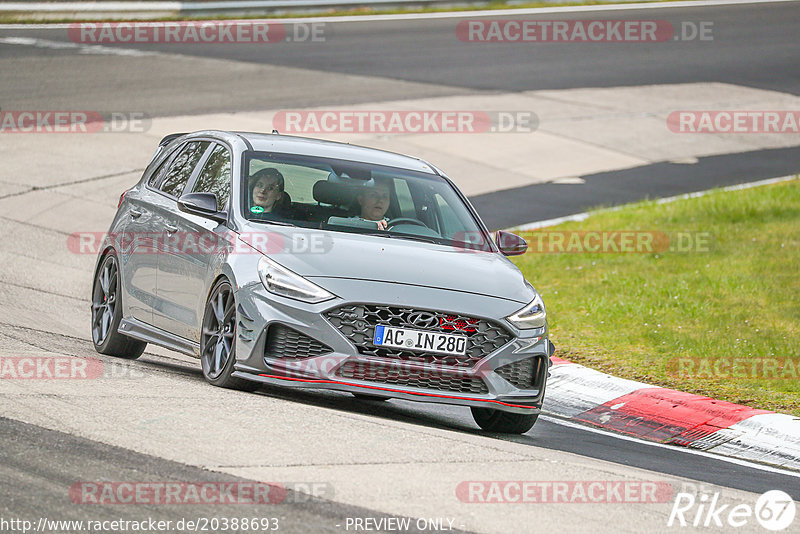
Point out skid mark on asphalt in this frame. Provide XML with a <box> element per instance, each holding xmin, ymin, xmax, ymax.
<box><xmin>0</xmin><ymin>215</ymin><xmax>71</xmax><ymax>235</ymax></box>
<box><xmin>0</xmin><ymin>322</ymin><xmax>190</xmax><ymax>368</ymax></box>
<box><xmin>0</xmin><ymin>168</ymin><xmax>144</xmax><ymax>201</ymax></box>
<box><xmin>0</xmin><ymin>280</ymin><xmax>84</xmax><ymax>302</ymax></box>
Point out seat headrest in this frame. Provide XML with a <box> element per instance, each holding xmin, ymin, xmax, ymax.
<box><xmin>313</xmin><ymin>180</ymin><xmax>360</xmax><ymax>207</ymax></box>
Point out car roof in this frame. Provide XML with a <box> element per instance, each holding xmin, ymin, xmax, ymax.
<box><xmin>179</xmin><ymin>130</ymin><xmax>438</xmax><ymax>175</ymax></box>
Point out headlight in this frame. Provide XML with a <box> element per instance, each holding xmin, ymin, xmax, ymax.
<box><xmin>507</xmin><ymin>292</ymin><xmax>546</xmax><ymax>329</ymax></box>
<box><xmin>258</xmin><ymin>256</ymin><xmax>335</xmax><ymax>303</ymax></box>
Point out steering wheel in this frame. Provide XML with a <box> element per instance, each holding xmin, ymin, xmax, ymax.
<box><xmin>386</xmin><ymin>217</ymin><xmax>428</xmax><ymax>229</ymax></box>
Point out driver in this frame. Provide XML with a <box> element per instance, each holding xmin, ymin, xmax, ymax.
<box><xmin>355</xmin><ymin>181</ymin><xmax>390</xmax><ymax>230</ymax></box>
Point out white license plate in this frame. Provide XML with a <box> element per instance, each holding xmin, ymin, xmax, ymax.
<box><xmin>373</xmin><ymin>325</ymin><xmax>467</xmax><ymax>356</ymax></box>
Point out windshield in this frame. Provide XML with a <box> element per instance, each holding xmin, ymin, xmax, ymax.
<box><xmin>240</xmin><ymin>151</ymin><xmax>492</xmax><ymax>251</ymax></box>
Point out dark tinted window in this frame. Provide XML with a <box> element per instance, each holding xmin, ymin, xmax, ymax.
<box><xmin>241</xmin><ymin>152</ymin><xmax>492</xmax><ymax>251</ymax></box>
<box><xmin>147</xmin><ymin>149</ymin><xmax>174</xmax><ymax>188</ymax></box>
<box><xmin>192</xmin><ymin>144</ymin><xmax>231</xmax><ymax>211</ymax></box>
<box><xmin>158</xmin><ymin>141</ymin><xmax>210</xmax><ymax>197</ymax></box>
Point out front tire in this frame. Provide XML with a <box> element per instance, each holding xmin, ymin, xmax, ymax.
<box><xmin>200</xmin><ymin>279</ymin><xmax>259</xmax><ymax>391</ymax></box>
<box><xmin>91</xmin><ymin>252</ymin><xmax>146</xmax><ymax>359</ymax></box>
<box><xmin>471</xmin><ymin>407</ymin><xmax>538</xmax><ymax>434</ymax></box>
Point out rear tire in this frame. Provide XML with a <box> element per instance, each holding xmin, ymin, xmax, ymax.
<box><xmin>200</xmin><ymin>279</ymin><xmax>260</xmax><ymax>392</ymax></box>
<box><xmin>470</xmin><ymin>407</ymin><xmax>538</xmax><ymax>434</ymax></box>
<box><xmin>91</xmin><ymin>252</ymin><xmax>146</xmax><ymax>359</ymax></box>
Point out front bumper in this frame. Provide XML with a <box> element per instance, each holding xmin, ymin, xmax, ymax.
<box><xmin>232</xmin><ymin>281</ymin><xmax>553</xmax><ymax>414</ymax></box>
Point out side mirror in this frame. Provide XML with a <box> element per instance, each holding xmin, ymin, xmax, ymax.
<box><xmin>177</xmin><ymin>192</ymin><xmax>227</xmax><ymax>224</ymax></box>
<box><xmin>496</xmin><ymin>230</ymin><xmax>528</xmax><ymax>256</ymax></box>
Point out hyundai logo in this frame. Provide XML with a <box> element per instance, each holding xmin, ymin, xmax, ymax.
<box><xmin>408</xmin><ymin>312</ymin><xmax>438</xmax><ymax>329</ymax></box>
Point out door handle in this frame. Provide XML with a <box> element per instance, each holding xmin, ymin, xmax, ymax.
<box><xmin>129</xmin><ymin>208</ymin><xmax>143</xmax><ymax>219</ymax></box>
<box><xmin>165</xmin><ymin>224</ymin><xmax>179</xmax><ymax>234</ymax></box>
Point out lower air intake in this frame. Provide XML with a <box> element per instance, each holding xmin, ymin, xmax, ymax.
<box><xmin>264</xmin><ymin>324</ymin><xmax>332</xmax><ymax>360</ymax></box>
<box><xmin>494</xmin><ymin>357</ymin><xmax>544</xmax><ymax>390</ymax></box>
<box><xmin>336</xmin><ymin>360</ymin><xmax>489</xmax><ymax>395</ymax></box>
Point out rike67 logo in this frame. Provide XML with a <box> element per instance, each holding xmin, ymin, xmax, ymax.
<box><xmin>668</xmin><ymin>490</ymin><xmax>796</xmax><ymax>531</ymax></box>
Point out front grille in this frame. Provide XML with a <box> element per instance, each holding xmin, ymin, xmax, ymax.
<box><xmin>336</xmin><ymin>360</ymin><xmax>489</xmax><ymax>395</ymax></box>
<box><xmin>264</xmin><ymin>324</ymin><xmax>332</xmax><ymax>360</ymax></box>
<box><xmin>495</xmin><ymin>357</ymin><xmax>544</xmax><ymax>390</ymax></box>
<box><xmin>325</xmin><ymin>305</ymin><xmax>513</xmax><ymax>368</ymax></box>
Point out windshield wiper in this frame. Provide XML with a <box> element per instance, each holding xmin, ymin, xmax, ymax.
<box><xmin>249</xmin><ymin>219</ymin><xmax>296</xmax><ymax>227</ymax></box>
<box><xmin>362</xmin><ymin>232</ymin><xmax>441</xmax><ymax>245</ymax></box>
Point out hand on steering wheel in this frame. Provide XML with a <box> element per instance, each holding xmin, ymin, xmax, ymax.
<box><xmin>386</xmin><ymin>217</ymin><xmax>428</xmax><ymax>229</ymax></box>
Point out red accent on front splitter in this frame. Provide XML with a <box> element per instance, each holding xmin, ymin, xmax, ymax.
<box><xmin>550</xmin><ymin>356</ymin><xmax>572</xmax><ymax>365</ymax></box>
<box><xmin>575</xmin><ymin>387</ymin><xmax>771</xmax><ymax>444</ymax></box>
<box><xmin>257</xmin><ymin>373</ymin><xmax>537</xmax><ymax>410</ymax></box>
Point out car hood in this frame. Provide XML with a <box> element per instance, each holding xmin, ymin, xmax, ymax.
<box><xmin>238</xmin><ymin>225</ymin><xmax>534</xmax><ymax>304</ymax></box>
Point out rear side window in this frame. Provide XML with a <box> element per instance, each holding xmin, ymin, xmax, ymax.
<box><xmin>192</xmin><ymin>144</ymin><xmax>231</xmax><ymax>211</ymax></box>
<box><xmin>158</xmin><ymin>141</ymin><xmax>210</xmax><ymax>197</ymax></box>
<box><xmin>147</xmin><ymin>157</ymin><xmax>169</xmax><ymax>188</ymax></box>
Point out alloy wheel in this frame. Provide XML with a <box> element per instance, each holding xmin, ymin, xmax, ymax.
<box><xmin>201</xmin><ymin>283</ymin><xmax>236</xmax><ymax>379</ymax></box>
<box><xmin>92</xmin><ymin>255</ymin><xmax>118</xmax><ymax>345</ymax></box>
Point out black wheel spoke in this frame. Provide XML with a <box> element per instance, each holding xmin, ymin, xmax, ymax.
<box><xmin>100</xmin><ymin>307</ymin><xmax>111</xmax><ymax>340</ymax></box>
<box><xmin>214</xmin><ymin>293</ymin><xmax>225</xmax><ymax>323</ymax></box>
<box><xmin>223</xmin><ymin>292</ymin><xmax>234</xmax><ymax>319</ymax></box>
<box><xmin>214</xmin><ymin>340</ymin><xmax>225</xmax><ymax>373</ymax></box>
<box><xmin>202</xmin><ymin>337</ymin><xmax>216</xmax><ymax>359</ymax></box>
<box><xmin>101</xmin><ymin>267</ymin><xmax>109</xmax><ymax>294</ymax></box>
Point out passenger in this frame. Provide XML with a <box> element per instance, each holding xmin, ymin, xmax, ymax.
<box><xmin>355</xmin><ymin>181</ymin><xmax>391</xmax><ymax>230</ymax></box>
<box><xmin>249</xmin><ymin>168</ymin><xmax>290</xmax><ymax>217</ymax></box>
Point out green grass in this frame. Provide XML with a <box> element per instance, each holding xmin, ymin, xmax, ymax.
<box><xmin>511</xmin><ymin>178</ymin><xmax>800</xmax><ymax>416</ymax></box>
<box><xmin>0</xmin><ymin>0</ymin><xmax>676</xmax><ymax>24</ymax></box>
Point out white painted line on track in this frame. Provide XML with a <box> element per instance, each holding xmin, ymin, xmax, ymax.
<box><xmin>540</xmin><ymin>414</ymin><xmax>800</xmax><ymax>478</ymax></box>
<box><xmin>511</xmin><ymin>174</ymin><xmax>799</xmax><ymax>231</ymax></box>
<box><xmin>0</xmin><ymin>36</ymin><xmax>156</xmax><ymax>56</ymax></box>
<box><xmin>1</xmin><ymin>0</ymin><xmax>798</xmax><ymax>29</ymax></box>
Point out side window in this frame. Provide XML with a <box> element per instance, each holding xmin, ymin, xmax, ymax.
<box><xmin>158</xmin><ymin>141</ymin><xmax>210</xmax><ymax>198</ymax></box>
<box><xmin>193</xmin><ymin>144</ymin><xmax>231</xmax><ymax>211</ymax></box>
<box><xmin>249</xmin><ymin>160</ymin><xmax>329</xmax><ymax>204</ymax></box>
<box><xmin>147</xmin><ymin>150</ymin><xmax>173</xmax><ymax>187</ymax></box>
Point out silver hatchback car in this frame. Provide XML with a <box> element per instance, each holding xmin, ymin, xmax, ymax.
<box><xmin>91</xmin><ymin>131</ymin><xmax>554</xmax><ymax>434</ymax></box>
